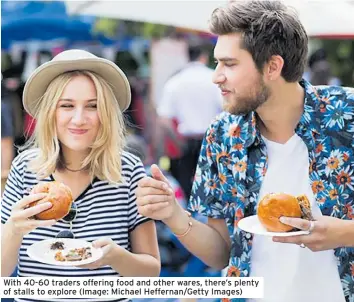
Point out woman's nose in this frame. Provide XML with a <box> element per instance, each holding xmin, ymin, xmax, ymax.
<box><xmin>71</xmin><ymin>108</ymin><xmax>86</xmax><ymax>125</ymax></box>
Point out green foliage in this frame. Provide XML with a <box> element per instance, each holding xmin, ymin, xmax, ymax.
<box><xmin>93</xmin><ymin>18</ymin><xmax>120</xmax><ymax>38</ymax></box>
<box><xmin>141</xmin><ymin>23</ymin><xmax>170</xmax><ymax>38</ymax></box>
<box><xmin>92</xmin><ymin>17</ymin><xmax>172</xmax><ymax>39</ymax></box>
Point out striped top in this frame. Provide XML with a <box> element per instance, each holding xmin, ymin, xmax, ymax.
<box><xmin>1</xmin><ymin>149</ymin><xmax>150</xmax><ymax>302</ymax></box>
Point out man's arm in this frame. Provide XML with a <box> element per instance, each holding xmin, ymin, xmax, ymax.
<box><xmin>343</xmin><ymin>219</ymin><xmax>354</xmax><ymax>247</ymax></box>
<box><xmin>137</xmin><ymin>164</ymin><xmax>231</xmax><ymax>270</ymax></box>
<box><xmin>163</xmin><ymin>204</ymin><xmax>231</xmax><ymax>270</ymax></box>
<box><xmin>137</xmin><ymin>118</ymin><xmax>232</xmax><ymax>269</ymax></box>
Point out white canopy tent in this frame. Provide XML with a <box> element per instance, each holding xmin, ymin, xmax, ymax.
<box><xmin>65</xmin><ymin>0</ymin><xmax>354</xmax><ymax>37</ymax></box>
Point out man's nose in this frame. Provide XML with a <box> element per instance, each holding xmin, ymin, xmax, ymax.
<box><xmin>212</xmin><ymin>69</ymin><xmax>226</xmax><ymax>85</ymax></box>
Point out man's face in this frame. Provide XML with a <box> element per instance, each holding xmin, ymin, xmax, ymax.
<box><xmin>213</xmin><ymin>33</ymin><xmax>270</xmax><ymax>115</ymax></box>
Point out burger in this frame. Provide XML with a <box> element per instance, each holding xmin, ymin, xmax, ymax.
<box><xmin>29</xmin><ymin>181</ymin><xmax>73</xmax><ymax>220</ymax></box>
<box><xmin>257</xmin><ymin>193</ymin><xmax>314</xmax><ymax>232</ymax></box>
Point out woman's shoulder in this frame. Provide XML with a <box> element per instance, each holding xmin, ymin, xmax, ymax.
<box><xmin>120</xmin><ymin>151</ymin><xmax>146</xmax><ymax>183</ymax></box>
<box><xmin>121</xmin><ymin>151</ymin><xmax>143</xmax><ymax>169</ymax></box>
<box><xmin>12</xmin><ymin>148</ymin><xmax>39</xmax><ymax>169</ymax></box>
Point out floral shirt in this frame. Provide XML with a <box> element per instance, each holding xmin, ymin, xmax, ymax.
<box><xmin>188</xmin><ymin>80</ymin><xmax>354</xmax><ymax>302</ymax></box>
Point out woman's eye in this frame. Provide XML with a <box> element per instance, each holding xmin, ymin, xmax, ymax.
<box><xmin>87</xmin><ymin>104</ymin><xmax>97</xmax><ymax>108</ymax></box>
<box><xmin>60</xmin><ymin>104</ymin><xmax>73</xmax><ymax>108</ymax></box>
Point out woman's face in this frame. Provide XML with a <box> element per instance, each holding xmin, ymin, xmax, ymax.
<box><xmin>55</xmin><ymin>75</ymin><xmax>100</xmax><ymax>154</ymax></box>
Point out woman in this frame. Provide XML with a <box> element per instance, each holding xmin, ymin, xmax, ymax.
<box><xmin>1</xmin><ymin>50</ymin><xmax>161</xmax><ymax>301</ymax></box>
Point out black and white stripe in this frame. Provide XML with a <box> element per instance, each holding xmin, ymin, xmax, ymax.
<box><xmin>1</xmin><ymin>149</ymin><xmax>150</xmax><ymax>302</ymax></box>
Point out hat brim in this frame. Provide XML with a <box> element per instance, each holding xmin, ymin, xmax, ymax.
<box><xmin>23</xmin><ymin>58</ymin><xmax>131</xmax><ymax>117</ymax></box>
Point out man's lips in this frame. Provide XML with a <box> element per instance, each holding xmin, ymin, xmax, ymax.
<box><xmin>221</xmin><ymin>89</ymin><xmax>231</xmax><ymax>95</ymax></box>
<box><xmin>69</xmin><ymin>129</ymin><xmax>88</xmax><ymax>134</ymax></box>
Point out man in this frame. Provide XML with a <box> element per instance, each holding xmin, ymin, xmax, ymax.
<box><xmin>136</xmin><ymin>1</ymin><xmax>354</xmax><ymax>301</ymax></box>
<box><xmin>157</xmin><ymin>43</ymin><xmax>222</xmax><ymax>199</ymax></box>
<box><xmin>306</xmin><ymin>48</ymin><xmax>342</xmax><ymax>86</ymax></box>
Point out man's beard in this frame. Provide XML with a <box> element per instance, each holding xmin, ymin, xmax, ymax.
<box><xmin>223</xmin><ymin>77</ymin><xmax>271</xmax><ymax>116</ymax></box>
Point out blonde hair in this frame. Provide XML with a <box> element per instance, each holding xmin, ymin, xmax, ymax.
<box><xmin>23</xmin><ymin>70</ymin><xmax>127</xmax><ymax>184</ymax></box>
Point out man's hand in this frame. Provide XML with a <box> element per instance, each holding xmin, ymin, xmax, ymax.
<box><xmin>273</xmin><ymin>215</ymin><xmax>352</xmax><ymax>251</ymax></box>
<box><xmin>136</xmin><ymin>164</ymin><xmax>177</xmax><ymax>220</ymax></box>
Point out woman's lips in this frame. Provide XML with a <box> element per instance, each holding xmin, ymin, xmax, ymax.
<box><xmin>69</xmin><ymin>129</ymin><xmax>88</xmax><ymax>135</ymax></box>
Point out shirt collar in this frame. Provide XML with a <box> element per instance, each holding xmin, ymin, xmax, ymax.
<box><xmin>243</xmin><ymin>79</ymin><xmax>322</xmax><ymax>148</ymax></box>
<box><xmin>297</xmin><ymin>79</ymin><xmax>321</xmax><ymax>135</ymax></box>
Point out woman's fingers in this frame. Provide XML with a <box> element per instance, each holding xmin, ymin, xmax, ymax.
<box><xmin>11</xmin><ymin>218</ymin><xmax>57</xmax><ymax>236</ymax></box>
<box><xmin>13</xmin><ymin>193</ymin><xmax>48</xmax><ymax>210</ymax></box>
<box><xmin>8</xmin><ymin>211</ymin><xmax>57</xmax><ymax>236</ymax></box>
<box><xmin>30</xmin><ymin>219</ymin><xmax>57</xmax><ymax>228</ymax></box>
<box><xmin>17</xmin><ymin>202</ymin><xmax>53</xmax><ymax>220</ymax></box>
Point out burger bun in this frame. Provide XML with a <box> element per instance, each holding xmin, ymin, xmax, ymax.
<box><xmin>257</xmin><ymin>192</ymin><xmax>302</xmax><ymax>232</ymax></box>
<box><xmin>29</xmin><ymin>182</ymin><xmax>73</xmax><ymax>220</ymax></box>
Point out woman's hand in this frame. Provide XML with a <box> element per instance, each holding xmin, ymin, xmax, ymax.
<box><xmin>273</xmin><ymin>216</ymin><xmax>353</xmax><ymax>251</ymax></box>
<box><xmin>6</xmin><ymin>193</ymin><xmax>56</xmax><ymax>237</ymax></box>
<box><xmin>77</xmin><ymin>238</ymin><xmax>119</xmax><ymax>270</ymax></box>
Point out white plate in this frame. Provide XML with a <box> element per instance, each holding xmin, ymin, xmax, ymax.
<box><xmin>238</xmin><ymin>215</ymin><xmax>310</xmax><ymax>237</ymax></box>
<box><xmin>27</xmin><ymin>238</ymin><xmax>103</xmax><ymax>266</ymax></box>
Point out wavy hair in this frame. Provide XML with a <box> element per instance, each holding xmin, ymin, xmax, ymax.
<box><xmin>209</xmin><ymin>0</ymin><xmax>308</xmax><ymax>82</ymax></box>
<box><xmin>23</xmin><ymin>70</ymin><xmax>127</xmax><ymax>184</ymax></box>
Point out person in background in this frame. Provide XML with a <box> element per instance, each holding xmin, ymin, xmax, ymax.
<box><xmin>309</xmin><ymin>60</ymin><xmax>332</xmax><ymax>86</ymax></box>
<box><xmin>136</xmin><ymin>1</ymin><xmax>354</xmax><ymax>302</ymax></box>
<box><xmin>1</xmin><ymin>50</ymin><xmax>160</xmax><ymax>302</ymax></box>
<box><xmin>1</xmin><ymin>83</ymin><xmax>15</xmax><ymax>195</ymax></box>
<box><xmin>307</xmin><ymin>48</ymin><xmax>342</xmax><ymax>86</ymax></box>
<box><xmin>157</xmin><ymin>43</ymin><xmax>223</xmax><ymax>199</ymax></box>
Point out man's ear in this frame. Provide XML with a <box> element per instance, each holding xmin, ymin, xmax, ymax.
<box><xmin>264</xmin><ymin>55</ymin><xmax>284</xmax><ymax>81</ymax></box>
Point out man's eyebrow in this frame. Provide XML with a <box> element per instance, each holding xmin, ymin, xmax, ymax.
<box><xmin>214</xmin><ymin>57</ymin><xmax>238</xmax><ymax>62</ymax></box>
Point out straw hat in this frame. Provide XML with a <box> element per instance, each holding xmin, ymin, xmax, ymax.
<box><xmin>23</xmin><ymin>49</ymin><xmax>131</xmax><ymax>117</ymax></box>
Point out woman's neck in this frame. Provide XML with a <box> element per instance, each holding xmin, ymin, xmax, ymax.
<box><xmin>59</xmin><ymin>146</ymin><xmax>90</xmax><ymax>172</ymax></box>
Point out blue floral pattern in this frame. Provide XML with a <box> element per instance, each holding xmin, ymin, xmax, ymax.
<box><xmin>188</xmin><ymin>80</ymin><xmax>354</xmax><ymax>302</ymax></box>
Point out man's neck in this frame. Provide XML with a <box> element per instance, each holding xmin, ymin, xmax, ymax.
<box><xmin>256</xmin><ymin>82</ymin><xmax>305</xmax><ymax>144</ymax></box>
